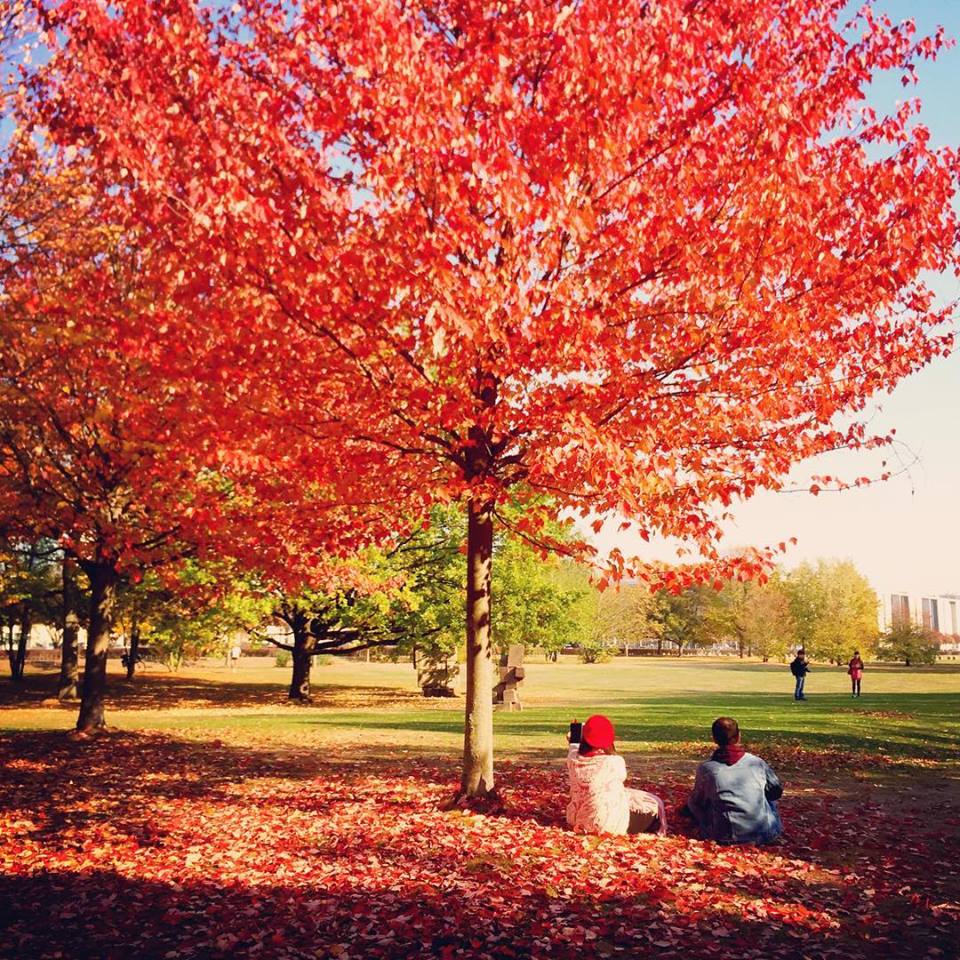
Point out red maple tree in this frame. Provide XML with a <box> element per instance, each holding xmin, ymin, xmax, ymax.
<box><xmin>31</xmin><ymin>0</ymin><xmax>958</xmax><ymax>792</ymax></box>
<box><xmin>0</xmin><ymin>183</ymin><xmax>394</xmax><ymax>728</ymax></box>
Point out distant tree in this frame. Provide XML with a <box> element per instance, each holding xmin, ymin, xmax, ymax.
<box><xmin>650</xmin><ymin>585</ymin><xmax>716</xmax><ymax>657</ymax></box>
<box><xmin>566</xmin><ymin>578</ymin><xmax>656</xmax><ymax>663</ymax></box>
<box><xmin>708</xmin><ymin>575</ymin><xmax>796</xmax><ymax>661</ymax></box>
<box><xmin>492</xmin><ymin>534</ymin><xmax>586</xmax><ymax>660</ymax></box>
<box><xmin>58</xmin><ymin>558</ymin><xmax>84</xmax><ymax>699</ymax></box>
<box><xmin>0</xmin><ymin>539</ymin><xmax>61</xmax><ymax>681</ymax></box>
<box><xmin>784</xmin><ymin>560</ymin><xmax>878</xmax><ymax>662</ymax></box>
<box><xmin>264</xmin><ymin>565</ymin><xmax>415</xmax><ymax>702</ymax></box>
<box><xmin>130</xmin><ymin>563</ymin><xmax>267</xmax><ymax>672</ymax></box>
<box><xmin>742</xmin><ymin>578</ymin><xmax>796</xmax><ymax>663</ymax></box>
<box><xmin>878</xmin><ymin>623</ymin><xmax>939</xmax><ymax>667</ymax></box>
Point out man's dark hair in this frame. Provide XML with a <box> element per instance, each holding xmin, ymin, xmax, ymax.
<box><xmin>711</xmin><ymin>716</ymin><xmax>740</xmax><ymax>747</ymax></box>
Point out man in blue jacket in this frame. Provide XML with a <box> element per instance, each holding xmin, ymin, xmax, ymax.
<box><xmin>682</xmin><ymin>717</ymin><xmax>783</xmax><ymax>845</ymax></box>
<box><xmin>790</xmin><ymin>648</ymin><xmax>810</xmax><ymax>700</ymax></box>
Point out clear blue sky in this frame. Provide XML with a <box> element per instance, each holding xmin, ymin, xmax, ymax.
<box><xmin>591</xmin><ymin>0</ymin><xmax>960</xmax><ymax>598</ymax></box>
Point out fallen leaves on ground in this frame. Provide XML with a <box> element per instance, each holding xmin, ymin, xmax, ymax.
<box><xmin>1</xmin><ymin>733</ymin><xmax>958</xmax><ymax>960</ymax></box>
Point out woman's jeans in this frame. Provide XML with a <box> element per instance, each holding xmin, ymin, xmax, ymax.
<box><xmin>794</xmin><ymin>676</ymin><xmax>805</xmax><ymax>699</ymax></box>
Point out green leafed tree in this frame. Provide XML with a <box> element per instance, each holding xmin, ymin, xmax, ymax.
<box><xmin>784</xmin><ymin>560</ymin><xmax>879</xmax><ymax>663</ymax></box>
<box><xmin>561</xmin><ymin>571</ymin><xmax>657</xmax><ymax>663</ymax></box>
<box><xmin>492</xmin><ymin>539</ymin><xmax>587</xmax><ymax>659</ymax></box>
<box><xmin>393</xmin><ymin>504</ymin><xmax>591</xmax><ymax>673</ymax></box>
<box><xmin>0</xmin><ymin>539</ymin><xmax>62</xmax><ymax>681</ymax></box>
<box><xmin>261</xmin><ymin>556</ymin><xmax>420</xmax><ymax>702</ymax></box>
<box><xmin>650</xmin><ymin>585</ymin><xmax>717</xmax><ymax>657</ymax></box>
<box><xmin>878</xmin><ymin>623</ymin><xmax>939</xmax><ymax>666</ymax></box>
<box><xmin>130</xmin><ymin>563</ymin><xmax>269</xmax><ymax>672</ymax></box>
<box><xmin>708</xmin><ymin>575</ymin><xmax>796</xmax><ymax>661</ymax></box>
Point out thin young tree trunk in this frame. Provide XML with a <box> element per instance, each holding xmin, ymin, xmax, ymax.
<box><xmin>126</xmin><ymin>616</ymin><xmax>141</xmax><ymax>681</ymax></box>
<box><xmin>460</xmin><ymin>498</ymin><xmax>495</xmax><ymax>798</ymax></box>
<box><xmin>12</xmin><ymin>609</ymin><xmax>29</xmax><ymax>681</ymax></box>
<box><xmin>288</xmin><ymin>611</ymin><xmax>315</xmax><ymax>701</ymax></box>
<box><xmin>58</xmin><ymin>559</ymin><xmax>81</xmax><ymax>700</ymax></box>
<box><xmin>76</xmin><ymin>562</ymin><xmax>120</xmax><ymax>732</ymax></box>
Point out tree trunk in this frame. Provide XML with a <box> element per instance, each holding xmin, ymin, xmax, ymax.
<box><xmin>288</xmin><ymin>611</ymin><xmax>315</xmax><ymax>701</ymax></box>
<box><xmin>10</xmin><ymin>609</ymin><xmax>29</xmax><ymax>681</ymax></box>
<box><xmin>460</xmin><ymin>498</ymin><xmax>495</xmax><ymax>798</ymax></box>
<box><xmin>656</xmin><ymin>637</ymin><xmax>663</xmax><ymax>656</ymax></box>
<box><xmin>76</xmin><ymin>563</ymin><xmax>120</xmax><ymax>732</ymax></box>
<box><xmin>126</xmin><ymin>618</ymin><xmax>141</xmax><ymax>681</ymax></box>
<box><xmin>58</xmin><ymin>560</ymin><xmax>81</xmax><ymax>700</ymax></box>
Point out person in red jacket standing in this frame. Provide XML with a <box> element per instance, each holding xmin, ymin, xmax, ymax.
<box><xmin>848</xmin><ymin>651</ymin><xmax>864</xmax><ymax>698</ymax></box>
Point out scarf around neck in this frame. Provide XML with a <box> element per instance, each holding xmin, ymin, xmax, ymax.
<box><xmin>712</xmin><ymin>744</ymin><xmax>746</xmax><ymax>765</ymax></box>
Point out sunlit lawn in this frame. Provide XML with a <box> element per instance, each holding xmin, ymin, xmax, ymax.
<box><xmin>4</xmin><ymin>656</ymin><xmax>960</xmax><ymax>764</ymax></box>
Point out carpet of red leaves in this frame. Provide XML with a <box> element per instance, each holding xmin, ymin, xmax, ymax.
<box><xmin>2</xmin><ymin>733</ymin><xmax>958</xmax><ymax>959</ymax></box>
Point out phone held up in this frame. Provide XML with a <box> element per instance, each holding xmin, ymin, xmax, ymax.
<box><xmin>568</xmin><ymin>720</ymin><xmax>582</xmax><ymax>744</ymax></box>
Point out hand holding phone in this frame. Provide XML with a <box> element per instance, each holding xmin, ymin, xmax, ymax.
<box><xmin>568</xmin><ymin>720</ymin><xmax>582</xmax><ymax>744</ymax></box>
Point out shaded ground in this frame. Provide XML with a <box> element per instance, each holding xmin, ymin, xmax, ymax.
<box><xmin>2</xmin><ymin>730</ymin><xmax>959</xmax><ymax>960</ymax></box>
<box><xmin>0</xmin><ymin>667</ymin><xmax>423</xmax><ymax>711</ymax></box>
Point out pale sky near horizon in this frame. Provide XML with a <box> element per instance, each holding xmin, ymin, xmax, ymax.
<box><xmin>587</xmin><ymin>0</ymin><xmax>960</xmax><ymax>599</ymax></box>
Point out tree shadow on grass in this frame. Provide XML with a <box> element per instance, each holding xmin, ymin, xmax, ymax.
<box><xmin>0</xmin><ymin>671</ymin><xmax>423</xmax><ymax>712</ymax></box>
<box><xmin>294</xmin><ymin>691</ymin><xmax>960</xmax><ymax>763</ymax></box>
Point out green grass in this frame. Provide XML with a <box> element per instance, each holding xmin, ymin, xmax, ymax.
<box><xmin>4</xmin><ymin>657</ymin><xmax>959</xmax><ymax>765</ymax></box>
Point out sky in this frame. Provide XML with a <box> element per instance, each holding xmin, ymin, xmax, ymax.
<box><xmin>589</xmin><ymin>0</ymin><xmax>960</xmax><ymax>599</ymax></box>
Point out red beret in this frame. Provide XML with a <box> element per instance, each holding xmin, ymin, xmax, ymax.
<box><xmin>582</xmin><ymin>714</ymin><xmax>615</xmax><ymax>751</ymax></box>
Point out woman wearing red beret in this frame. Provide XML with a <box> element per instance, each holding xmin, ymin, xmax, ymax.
<box><xmin>566</xmin><ymin>714</ymin><xmax>666</xmax><ymax>836</ymax></box>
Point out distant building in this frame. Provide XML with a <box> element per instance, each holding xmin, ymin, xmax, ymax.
<box><xmin>880</xmin><ymin>592</ymin><xmax>960</xmax><ymax>649</ymax></box>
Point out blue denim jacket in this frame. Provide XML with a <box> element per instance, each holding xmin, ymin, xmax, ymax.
<box><xmin>686</xmin><ymin>753</ymin><xmax>783</xmax><ymax>845</ymax></box>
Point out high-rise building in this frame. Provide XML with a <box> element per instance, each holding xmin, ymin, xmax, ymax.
<box><xmin>881</xmin><ymin>592</ymin><xmax>960</xmax><ymax>639</ymax></box>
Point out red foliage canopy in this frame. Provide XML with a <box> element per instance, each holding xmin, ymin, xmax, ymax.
<box><xmin>31</xmin><ymin>0</ymin><xmax>957</xmax><ymax>577</ymax></box>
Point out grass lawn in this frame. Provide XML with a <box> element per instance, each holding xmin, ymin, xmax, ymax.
<box><xmin>5</xmin><ymin>656</ymin><xmax>959</xmax><ymax>756</ymax></box>
<box><xmin>2</xmin><ymin>657</ymin><xmax>959</xmax><ymax>959</ymax></box>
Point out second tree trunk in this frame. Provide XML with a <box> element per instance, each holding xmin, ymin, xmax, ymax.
<box><xmin>58</xmin><ymin>560</ymin><xmax>81</xmax><ymax>700</ymax></box>
<box><xmin>76</xmin><ymin>562</ymin><xmax>119</xmax><ymax>732</ymax></box>
<box><xmin>288</xmin><ymin>611</ymin><xmax>315</xmax><ymax>701</ymax></box>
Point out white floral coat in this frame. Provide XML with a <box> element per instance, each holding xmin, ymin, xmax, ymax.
<box><xmin>566</xmin><ymin>745</ymin><xmax>665</xmax><ymax>836</ymax></box>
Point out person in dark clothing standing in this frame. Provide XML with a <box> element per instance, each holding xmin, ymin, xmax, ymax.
<box><xmin>790</xmin><ymin>649</ymin><xmax>809</xmax><ymax>700</ymax></box>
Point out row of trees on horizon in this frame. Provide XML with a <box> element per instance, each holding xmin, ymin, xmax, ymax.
<box><xmin>4</xmin><ymin>533</ymin><xmax>943</xmax><ymax>704</ymax></box>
